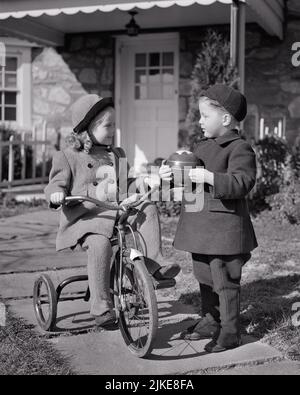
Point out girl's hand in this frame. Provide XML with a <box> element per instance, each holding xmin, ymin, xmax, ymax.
<box><xmin>121</xmin><ymin>193</ymin><xmax>142</xmax><ymax>207</ymax></box>
<box><xmin>50</xmin><ymin>192</ymin><xmax>66</xmax><ymax>205</ymax></box>
<box><xmin>144</xmin><ymin>174</ymin><xmax>160</xmax><ymax>188</ymax></box>
<box><xmin>158</xmin><ymin>160</ymin><xmax>173</xmax><ymax>182</ymax></box>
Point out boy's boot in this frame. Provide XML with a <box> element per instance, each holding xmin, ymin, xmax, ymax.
<box><xmin>205</xmin><ymin>256</ymin><xmax>243</xmax><ymax>353</ymax></box>
<box><xmin>205</xmin><ymin>288</ymin><xmax>241</xmax><ymax>353</ymax></box>
<box><xmin>181</xmin><ymin>284</ymin><xmax>220</xmax><ymax>340</ymax></box>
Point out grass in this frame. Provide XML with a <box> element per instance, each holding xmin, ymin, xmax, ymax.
<box><xmin>160</xmin><ymin>211</ymin><xmax>300</xmax><ymax>361</ymax></box>
<box><xmin>0</xmin><ymin>304</ymin><xmax>75</xmax><ymax>375</ymax></box>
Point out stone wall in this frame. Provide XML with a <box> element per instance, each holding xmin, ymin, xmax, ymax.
<box><xmin>32</xmin><ymin>33</ymin><xmax>114</xmax><ymax>150</ymax></box>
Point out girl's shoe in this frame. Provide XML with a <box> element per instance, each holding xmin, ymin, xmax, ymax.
<box><xmin>94</xmin><ymin>310</ymin><xmax>117</xmax><ymax>328</ymax></box>
<box><xmin>153</xmin><ymin>264</ymin><xmax>181</xmax><ymax>281</ymax></box>
<box><xmin>180</xmin><ymin>313</ymin><xmax>220</xmax><ymax>340</ymax></box>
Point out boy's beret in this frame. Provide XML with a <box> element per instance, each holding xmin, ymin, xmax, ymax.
<box><xmin>201</xmin><ymin>84</ymin><xmax>247</xmax><ymax>122</ymax></box>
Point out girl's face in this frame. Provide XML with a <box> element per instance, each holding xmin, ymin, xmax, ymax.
<box><xmin>199</xmin><ymin>100</ymin><xmax>226</xmax><ymax>138</ymax></box>
<box><xmin>88</xmin><ymin>107</ymin><xmax>116</xmax><ymax>145</ymax></box>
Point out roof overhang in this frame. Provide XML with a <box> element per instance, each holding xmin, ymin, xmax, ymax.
<box><xmin>0</xmin><ymin>0</ymin><xmax>239</xmax><ymax>18</ymax></box>
<box><xmin>0</xmin><ymin>0</ymin><xmax>284</xmax><ymax>47</ymax></box>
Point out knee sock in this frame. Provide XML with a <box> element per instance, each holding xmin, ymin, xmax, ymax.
<box><xmin>82</xmin><ymin>234</ymin><xmax>113</xmax><ymax>316</ymax></box>
<box><xmin>200</xmin><ymin>283</ymin><xmax>220</xmax><ymax>323</ymax></box>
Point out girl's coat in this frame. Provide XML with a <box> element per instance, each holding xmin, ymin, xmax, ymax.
<box><xmin>45</xmin><ymin>146</ymin><xmax>138</xmax><ymax>251</ymax></box>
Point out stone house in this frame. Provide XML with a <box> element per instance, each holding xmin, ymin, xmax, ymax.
<box><xmin>0</xmin><ymin>0</ymin><xmax>298</xmax><ymax>173</ymax></box>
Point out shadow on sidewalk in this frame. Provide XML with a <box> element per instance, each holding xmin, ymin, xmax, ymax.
<box><xmin>178</xmin><ymin>274</ymin><xmax>300</xmax><ymax>342</ymax></box>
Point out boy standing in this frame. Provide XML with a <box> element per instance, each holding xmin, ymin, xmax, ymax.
<box><xmin>173</xmin><ymin>84</ymin><xmax>258</xmax><ymax>352</ymax></box>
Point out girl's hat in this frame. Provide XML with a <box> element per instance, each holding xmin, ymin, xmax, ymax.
<box><xmin>72</xmin><ymin>94</ymin><xmax>114</xmax><ymax>134</ymax></box>
<box><xmin>200</xmin><ymin>84</ymin><xmax>247</xmax><ymax>122</ymax></box>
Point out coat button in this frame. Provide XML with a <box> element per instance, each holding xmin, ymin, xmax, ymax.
<box><xmin>93</xmin><ymin>181</ymin><xmax>98</xmax><ymax>186</ymax></box>
<box><xmin>87</xmin><ymin>163</ymin><xmax>93</xmax><ymax>168</ymax></box>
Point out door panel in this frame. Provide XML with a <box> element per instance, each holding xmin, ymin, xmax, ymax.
<box><xmin>118</xmin><ymin>35</ymin><xmax>179</xmax><ymax>174</ymax></box>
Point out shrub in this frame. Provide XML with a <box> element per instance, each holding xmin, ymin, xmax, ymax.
<box><xmin>248</xmin><ymin>136</ymin><xmax>288</xmax><ymax>214</ymax></box>
<box><xmin>290</xmin><ymin>135</ymin><xmax>300</xmax><ymax>180</ymax></box>
<box><xmin>186</xmin><ymin>29</ymin><xmax>239</xmax><ymax>150</ymax></box>
<box><xmin>0</xmin><ymin>125</ymin><xmax>33</xmax><ymax>182</ymax></box>
<box><xmin>267</xmin><ymin>154</ymin><xmax>300</xmax><ymax>224</ymax></box>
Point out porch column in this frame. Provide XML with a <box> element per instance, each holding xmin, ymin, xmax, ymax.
<box><xmin>230</xmin><ymin>0</ymin><xmax>246</xmax><ymax>94</ymax></box>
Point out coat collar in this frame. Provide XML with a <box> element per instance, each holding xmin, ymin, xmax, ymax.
<box><xmin>214</xmin><ymin>129</ymin><xmax>241</xmax><ymax>146</ymax></box>
<box><xmin>199</xmin><ymin>129</ymin><xmax>241</xmax><ymax>146</ymax></box>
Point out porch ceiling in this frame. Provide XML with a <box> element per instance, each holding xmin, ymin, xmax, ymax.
<box><xmin>0</xmin><ymin>0</ymin><xmax>284</xmax><ymax>46</ymax></box>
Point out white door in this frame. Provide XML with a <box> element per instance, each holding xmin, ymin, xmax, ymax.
<box><xmin>116</xmin><ymin>34</ymin><xmax>179</xmax><ymax>174</ymax></box>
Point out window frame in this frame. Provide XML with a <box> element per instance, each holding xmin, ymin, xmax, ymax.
<box><xmin>0</xmin><ymin>53</ymin><xmax>20</xmax><ymax>122</ymax></box>
<box><xmin>0</xmin><ymin>37</ymin><xmax>32</xmax><ymax>129</ymax></box>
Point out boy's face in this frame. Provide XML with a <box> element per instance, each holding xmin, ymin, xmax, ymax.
<box><xmin>198</xmin><ymin>101</ymin><xmax>226</xmax><ymax>138</ymax></box>
<box><xmin>88</xmin><ymin>107</ymin><xmax>116</xmax><ymax>145</ymax></box>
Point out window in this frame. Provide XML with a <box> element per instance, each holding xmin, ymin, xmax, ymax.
<box><xmin>0</xmin><ymin>56</ymin><xmax>18</xmax><ymax>121</ymax></box>
<box><xmin>0</xmin><ymin>37</ymin><xmax>32</xmax><ymax>129</ymax></box>
<box><xmin>135</xmin><ymin>51</ymin><xmax>175</xmax><ymax>100</ymax></box>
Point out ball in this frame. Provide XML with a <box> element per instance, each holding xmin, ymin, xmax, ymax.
<box><xmin>166</xmin><ymin>150</ymin><xmax>204</xmax><ymax>187</ymax></box>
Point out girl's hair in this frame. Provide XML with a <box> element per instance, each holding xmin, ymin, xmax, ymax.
<box><xmin>65</xmin><ymin>106</ymin><xmax>113</xmax><ymax>154</ymax></box>
<box><xmin>65</xmin><ymin>131</ymin><xmax>93</xmax><ymax>154</ymax></box>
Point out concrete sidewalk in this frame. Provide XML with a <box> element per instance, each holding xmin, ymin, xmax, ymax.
<box><xmin>0</xmin><ymin>209</ymin><xmax>297</xmax><ymax>375</ymax></box>
<box><xmin>6</xmin><ymin>292</ymin><xmax>284</xmax><ymax>375</ymax></box>
<box><xmin>0</xmin><ymin>210</ymin><xmax>84</xmax><ymax>273</ymax></box>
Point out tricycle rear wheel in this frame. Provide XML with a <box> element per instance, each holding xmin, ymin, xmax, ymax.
<box><xmin>33</xmin><ymin>274</ymin><xmax>57</xmax><ymax>331</ymax></box>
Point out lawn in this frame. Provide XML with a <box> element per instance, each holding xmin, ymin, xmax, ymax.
<box><xmin>0</xmin><ymin>307</ymin><xmax>75</xmax><ymax>375</ymax></box>
<box><xmin>159</xmin><ymin>211</ymin><xmax>300</xmax><ymax>361</ymax></box>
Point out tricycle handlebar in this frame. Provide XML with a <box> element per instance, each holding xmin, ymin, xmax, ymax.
<box><xmin>64</xmin><ymin>184</ymin><xmax>159</xmax><ymax>211</ymax></box>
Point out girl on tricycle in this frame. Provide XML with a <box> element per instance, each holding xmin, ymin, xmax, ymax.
<box><xmin>44</xmin><ymin>95</ymin><xmax>180</xmax><ymax>331</ymax></box>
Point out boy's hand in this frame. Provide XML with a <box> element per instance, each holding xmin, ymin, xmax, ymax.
<box><xmin>50</xmin><ymin>192</ymin><xmax>66</xmax><ymax>206</ymax></box>
<box><xmin>189</xmin><ymin>169</ymin><xmax>214</xmax><ymax>186</ymax></box>
<box><xmin>158</xmin><ymin>160</ymin><xmax>173</xmax><ymax>182</ymax></box>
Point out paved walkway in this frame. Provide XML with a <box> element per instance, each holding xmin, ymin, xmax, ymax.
<box><xmin>0</xmin><ymin>210</ymin><xmax>298</xmax><ymax>375</ymax></box>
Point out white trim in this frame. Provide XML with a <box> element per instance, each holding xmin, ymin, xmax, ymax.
<box><xmin>115</xmin><ymin>39</ymin><xmax>122</xmax><ymax>148</ymax></box>
<box><xmin>0</xmin><ymin>37</ymin><xmax>40</xmax><ymax>48</ymax></box>
<box><xmin>0</xmin><ymin>38</ymin><xmax>32</xmax><ymax>129</ymax></box>
<box><xmin>0</xmin><ymin>1</ymin><xmax>238</xmax><ymax>19</ymax></box>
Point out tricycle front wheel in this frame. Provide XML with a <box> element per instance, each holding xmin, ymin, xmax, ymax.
<box><xmin>116</xmin><ymin>257</ymin><xmax>158</xmax><ymax>358</ymax></box>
